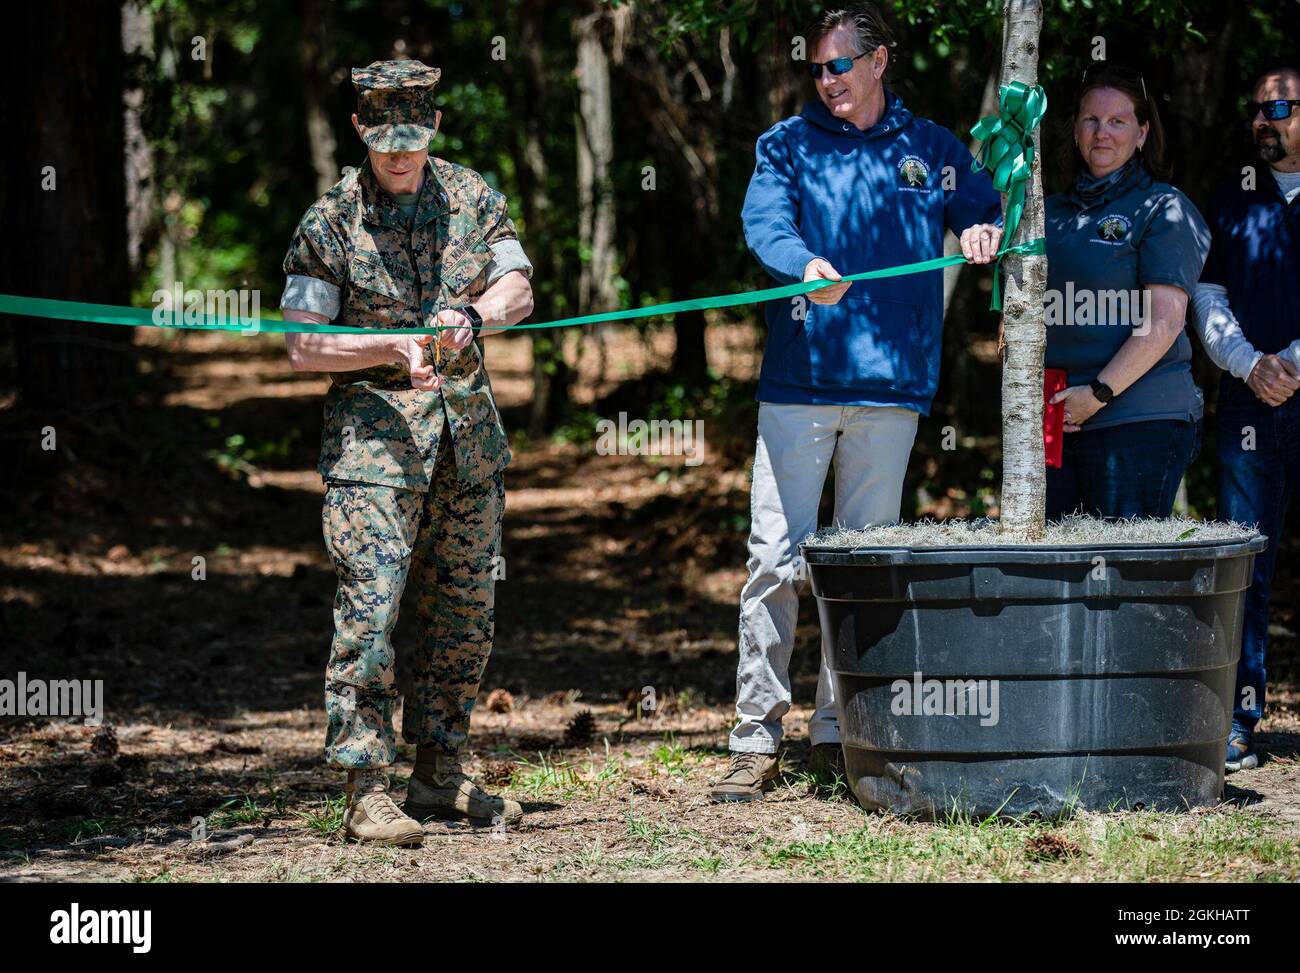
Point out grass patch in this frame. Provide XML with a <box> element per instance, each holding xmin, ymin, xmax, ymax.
<box><xmin>56</xmin><ymin>817</ymin><xmax>121</xmax><ymax>843</ymax></box>
<box><xmin>296</xmin><ymin>794</ymin><xmax>346</xmax><ymax>838</ymax></box>
<box><xmin>760</xmin><ymin>807</ymin><xmax>1300</xmax><ymax>882</ymax></box>
<box><xmin>692</xmin><ymin>855</ymin><xmax>723</xmax><ymax>875</ymax></box>
<box><xmin>206</xmin><ymin>796</ymin><xmax>267</xmax><ymax>830</ymax></box>
<box><xmin>650</xmin><ymin>735</ymin><xmax>690</xmax><ymax>777</ymax></box>
<box><xmin>205</xmin><ymin>788</ymin><xmax>292</xmax><ymax>831</ymax></box>
<box><xmin>512</xmin><ymin>744</ymin><xmax>626</xmax><ymax>799</ymax></box>
<box><xmin>784</xmin><ymin>767</ymin><xmax>853</xmax><ymax>803</ymax></box>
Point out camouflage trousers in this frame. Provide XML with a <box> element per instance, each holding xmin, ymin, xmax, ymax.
<box><xmin>321</xmin><ymin>439</ymin><xmax>505</xmax><ymax>769</ymax></box>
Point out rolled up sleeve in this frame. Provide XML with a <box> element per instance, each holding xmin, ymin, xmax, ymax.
<box><xmin>281</xmin><ymin>206</ymin><xmax>347</xmax><ymax>320</ymax></box>
<box><xmin>281</xmin><ymin>274</ymin><xmax>341</xmax><ymax>319</ymax></box>
<box><xmin>484</xmin><ymin>238</ymin><xmax>534</xmax><ymax>288</ymax></box>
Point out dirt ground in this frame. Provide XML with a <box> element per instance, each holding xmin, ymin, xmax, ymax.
<box><xmin>2</xmin><ymin>324</ymin><xmax>1298</xmax><ymax>882</ymax></box>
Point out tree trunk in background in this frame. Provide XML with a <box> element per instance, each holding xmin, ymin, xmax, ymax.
<box><xmin>122</xmin><ymin>0</ymin><xmax>156</xmax><ymax>282</ymax></box>
<box><xmin>760</xmin><ymin>9</ymin><xmax>801</xmax><ymax>126</ymax></box>
<box><xmin>575</xmin><ymin>8</ymin><xmax>619</xmax><ymax>316</ymax></box>
<box><xmin>630</xmin><ymin>7</ymin><xmax>717</xmax><ymax>386</ymax></box>
<box><xmin>1168</xmin><ymin>3</ymin><xmax>1237</xmax><ymax>205</ymax></box>
<box><xmin>751</xmin><ymin>11</ymin><xmax>801</xmax><ymax>364</ymax></box>
<box><xmin>996</xmin><ymin>0</ymin><xmax>1047</xmax><ymax>539</ymax></box>
<box><xmin>300</xmin><ymin>0</ymin><xmax>339</xmax><ymax>197</ymax></box>
<box><xmin>670</xmin><ymin>289</ymin><xmax>709</xmax><ymax>385</ymax></box>
<box><xmin>156</xmin><ymin>19</ymin><xmax>179</xmax><ymax>292</ymax></box>
<box><xmin>2</xmin><ymin>2</ymin><xmax>132</xmax><ymax>412</ymax></box>
<box><xmin>1168</xmin><ymin>2</ymin><xmax>1237</xmax><ymax>441</ymax></box>
<box><xmin>515</xmin><ymin>0</ymin><xmax>570</xmax><ymax>434</ymax></box>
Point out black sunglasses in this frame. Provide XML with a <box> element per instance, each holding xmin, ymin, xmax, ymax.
<box><xmin>1081</xmin><ymin>62</ymin><xmax>1149</xmax><ymax>103</ymax></box>
<box><xmin>808</xmin><ymin>51</ymin><xmax>870</xmax><ymax>80</ymax></box>
<box><xmin>1247</xmin><ymin>99</ymin><xmax>1300</xmax><ymax>121</ymax></box>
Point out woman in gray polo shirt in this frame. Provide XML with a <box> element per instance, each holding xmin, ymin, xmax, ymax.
<box><xmin>1044</xmin><ymin>64</ymin><xmax>1211</xmax><ymax>519</ymax></box>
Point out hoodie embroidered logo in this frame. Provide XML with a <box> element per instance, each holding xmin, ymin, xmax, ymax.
<box><xmin>898</xmin><ymin>156</ymin><xmax>930</xmax><ymax>187</ymax></box>
<box><xmin>1096</xmin><ymin>214</ymin><xmax>1131</xmax><ymax>242</ymax></box>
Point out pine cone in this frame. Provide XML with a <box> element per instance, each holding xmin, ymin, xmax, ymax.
<box><xmin>480</xmin><ymin>760</ymin><xmax>516</xmax><ymax>787</ymax></box>
<box><xmin>485</xmin><ymin>688</ymin><xmax>514</xmax><ymax>713</ymax></box>
<box><xmin>563</xmin><ymin>709</ymin><xmax>597</xmax><ymax>747</ymax></box>
<box><xmin>90</xmin><ymin>725</ymin><xmax>118</xmax><ymax>759</ymax></box>
<box><xmin>1025</xmin><ymin>832</ymin><xmax>1082</xmax><ymax>861</ymax></box>
<box><xmin>631</xmin><ymin>779</ymin><xmax>671</xmax><ymax>800</ymax></box>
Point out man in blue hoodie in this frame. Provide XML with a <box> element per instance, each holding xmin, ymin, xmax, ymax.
<box><xmin>711</xmin><ymin>5</ymin><xmax>1003</xmax><ymax>803</ymax></box>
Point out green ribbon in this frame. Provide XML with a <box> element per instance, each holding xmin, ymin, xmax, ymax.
<box><xmin>970</xmin><ymin>79</ymin><xmax>1048</xmax><ymax>311</ymax></box>
<box><xmin>0</xmin><ymin>241</ymin><xmax>1042</xmax><ymax>335</ymax></box>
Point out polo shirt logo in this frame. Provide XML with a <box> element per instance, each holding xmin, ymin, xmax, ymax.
<box><xmin>898</xmin><ymin>156</ymin><xmax>930</xmax><ymax>187</ymax></box>
<box><xmin>1097</xmin><ymin>214</ymin><xmax>1131</xmax><ymax>241</ymax></box>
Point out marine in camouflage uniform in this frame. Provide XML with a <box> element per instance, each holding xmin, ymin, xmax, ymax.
<box><xmin>280</xmin><ymin>60</ymin><xmax>532</xmax><ymax>843</ymax></box>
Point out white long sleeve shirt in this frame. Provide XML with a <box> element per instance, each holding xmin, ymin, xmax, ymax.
<box><xmin>1191</xmin><ymin>282</ymin><xmax>1300</xmax><ymax>378</ymax></box>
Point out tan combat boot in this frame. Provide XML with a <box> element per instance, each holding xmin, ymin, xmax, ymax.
<box><xmin>709</xmin><ymin>751</ymin><xmax>780</xmax><ymax>803</ymax></box>
<box><xmin>405</xmin><ymin>747</ymin><xmax>523</xmax><ymax>825</ymax></box>
<box><xmin>343</xmin><ymin>770</ymin><xmax>425</xmax><ymax>845</ymax></box>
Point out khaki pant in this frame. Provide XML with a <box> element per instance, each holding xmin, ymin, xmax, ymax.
<box><xmin>729</xmin><ymin>402</ymin><xmax>919</xmax><ymax>754</ymax></box>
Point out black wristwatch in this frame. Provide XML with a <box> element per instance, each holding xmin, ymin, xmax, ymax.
<box><xmin>1090</xmin><ymin>379</ymin><xmax>1115</xmax><ymax>404</ymax></box>
<box><xmin>460</xmin><ymin>303</ymin><xmax>483</xmax><ymax>338</ymax></box>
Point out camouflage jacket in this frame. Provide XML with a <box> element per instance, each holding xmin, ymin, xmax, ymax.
<box><xmin>282</xmin><ymin>157</ymin><xmax>519</xmax><ymax>490</ymax></box>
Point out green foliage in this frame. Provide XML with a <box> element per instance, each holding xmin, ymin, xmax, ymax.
<box><xmin>296</xmin><ymin>794</ymin><xmax>347</xmax><ymax>837</ymax></box>
<box><xmin>206</xmin><ymin>794</ymin><xmax>283</xmax><ymax>829</ymax></box>
<box><xmin>207</xmin><ymin>428</ymin><xmax>301</xmax><ymax>478</ymax></box>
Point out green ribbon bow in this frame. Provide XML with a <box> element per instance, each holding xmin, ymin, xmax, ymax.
<box><xmin>970</xmin><ymin>79</ymin><xmax>1048</xmax><ymax>311</ymax></box>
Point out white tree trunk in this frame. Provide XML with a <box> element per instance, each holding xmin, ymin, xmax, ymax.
<box><xmin>300</xmin><ymin>0</ymin><xmax>338</xmax><ymax>196</ymax></box>
<box><xmin>575</xmin><ymin>9</ymin><xmax>619</xmax><ymax>315</ymax></box>
<box><xmin>997</xmin><ymin>0</ymin><xmax>1048</xmax><ymax>539</ymax></box>
<box><xmin>122</xmin><ymin>0</ymin><xmax>155</xmax><ymax>280</ymax></box>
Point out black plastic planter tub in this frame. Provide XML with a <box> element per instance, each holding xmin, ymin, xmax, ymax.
<box><xmin>802</xmin><ymin>535</ymin><xmax>1268</xmax><ymax>819</ymax></box>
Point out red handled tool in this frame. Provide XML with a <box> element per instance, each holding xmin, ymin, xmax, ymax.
<box><xmin>1044</xmin><ymin>368</ymin><xmax>1067</xmax><ymax>468</ymax></box>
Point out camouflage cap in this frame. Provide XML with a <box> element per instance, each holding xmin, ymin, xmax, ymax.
<box><xmin>351</xmin><ymin>59</ymin><xmax>442</xmax><ymax>153</ymax></box>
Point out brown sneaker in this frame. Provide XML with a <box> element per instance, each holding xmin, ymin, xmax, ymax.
<box><xmin>806</xmin><ymin>742</ymin><xmax>846</xmax><ymax>782</ymax></box>
<box><xmin>343</xmin><ymin>770</ymin><xmax>425</xmax><ymax>846</ymax></box>
<box><xmin>709</xmin><ymin>750</ymin><xmax>780</xmax><ymax>803</ymax></box>
<box><xmin>405</xmin><ymin>748</ymin><xmax>523</xmax><ymax>825</ymax></box>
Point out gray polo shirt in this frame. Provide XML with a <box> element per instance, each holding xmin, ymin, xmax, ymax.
<box><xmin>1044</xmin><ymin>162</ymin><xmax>1211</xmax><ymax>430</ymax></box>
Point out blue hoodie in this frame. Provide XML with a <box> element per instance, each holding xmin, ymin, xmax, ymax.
<box><xmin>742</xmin><ymin>89</ymin><xmax>1001</xmax><ymax>410</ymax></box>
